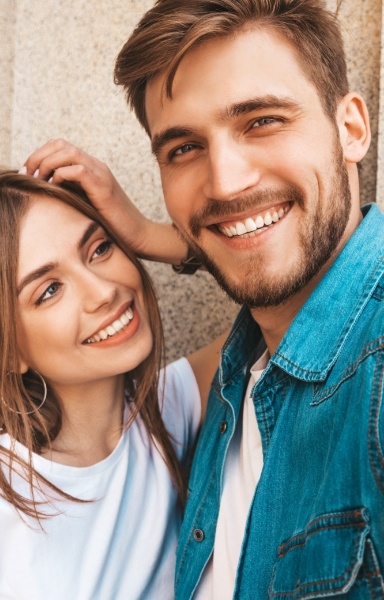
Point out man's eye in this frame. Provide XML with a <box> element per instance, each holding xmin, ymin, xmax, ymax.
<box><xmin>35</xmin><ymin>282</ymin><xmax>62</xmax><ymax>306</ymax></box>
<box><xmin>92</xmin><ymin>240</ymin><xmax>113</xmax><ymax>259</ymax></box>
<box><xmin>171</xmin><ymin>143</ymin><xmax>197</xmax><ymax>158</ymax></box>
<box><xmin>253</xmin><ymin>117</ymin><xmax>276</xmax><ymax>127</ymax></box>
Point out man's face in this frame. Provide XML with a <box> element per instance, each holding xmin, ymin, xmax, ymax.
<box><xmin>145</xmin><ymin>28</ymin><xmax>358</xmax><ymax>308</ymax></box>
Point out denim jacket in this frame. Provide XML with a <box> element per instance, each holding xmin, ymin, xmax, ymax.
<box><xmin>176</xmin><ymin>204</ymin><xmax>384</xmax><ymax>599</ymax></box>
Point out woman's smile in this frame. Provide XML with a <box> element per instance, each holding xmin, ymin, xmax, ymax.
<box><xmin>83</xmin><ymin>302</ymin><xmax>141</xmax><ymax>347</ymax></box>
<box><xmin>17</xmin><ymin>195</ymin><xmax>153</xmax><ymax>389</ymax></box>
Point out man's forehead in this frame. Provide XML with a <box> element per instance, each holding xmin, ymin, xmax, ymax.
<box><xmin>145</xmin><ymin>27</ymin><xmax>318</xmax><ymax>136</ymax></box>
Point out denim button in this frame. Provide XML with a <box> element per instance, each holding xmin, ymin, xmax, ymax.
<box><xmin>193</xmin><ymin>529</ymin><xmax>205</xmax><ymax>542</ymax></box>
<box><xmin>219</xmin><ymin>421</ymin><xmax>227</xmax><ymax>433</ymax></box>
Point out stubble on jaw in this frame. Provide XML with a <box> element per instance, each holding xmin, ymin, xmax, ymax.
<box><xmin>184</xmin><ymin>142</ymin><xmax>352</xmax><ymax>309</ymax></box>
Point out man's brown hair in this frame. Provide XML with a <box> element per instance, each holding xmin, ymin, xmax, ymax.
<box><xmin>114</xmin><ymin>0</ymin><xmax>348</xmax><ymax>134</ymax></box>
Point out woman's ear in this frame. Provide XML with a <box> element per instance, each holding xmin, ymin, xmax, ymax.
<box><xmin>19</xmin><ymin>358</ymin><xmax>29</xmax><ymax>375</ymax></box>
<box><xmin>336</xmin><ymin>92</ymin><xmax>371</xmax><ymax>164</ymax></box>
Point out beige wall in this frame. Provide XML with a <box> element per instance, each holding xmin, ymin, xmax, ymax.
<box><xmin>1</xmin><ymin>0</ymin><xmax>382</xmax><ymax>360</ymax></box>
<box><xmin>335</xmin><ymin>0</ymin><xmax>382</xmax><ymax>208</ymax></box>
<box><xmin>0</xmin><ymin>0</ymin><xmax>16</xmax><ymax>166</ymax></box>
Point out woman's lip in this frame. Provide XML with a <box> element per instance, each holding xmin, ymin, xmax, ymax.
<box><xmin>85</xmin><ymin>300</ymin><xmax>133</xmax><ymax>341</ymax></box>
<box><xmin>83</xmin><ymin>305</ymin><xmax>141</xmax><ymax>348</ymax></box>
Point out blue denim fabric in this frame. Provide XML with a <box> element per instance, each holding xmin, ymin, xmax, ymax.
<box><xmin>176</xmin><ymin>204</ymin><xmax>384</xmax><ymax>599</ymax></box>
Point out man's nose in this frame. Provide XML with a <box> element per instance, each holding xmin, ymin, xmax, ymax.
<box><xmin>203</xmin><ymin>140</ymin><xmax>262</xmax><ymax>201</ymax></box>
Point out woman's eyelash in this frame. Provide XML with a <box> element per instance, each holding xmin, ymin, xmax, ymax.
<box><xmin>32</xmin><ymin>240</ymin><xmax>113</xmax><ymax>308</ymax></box>
<box><xmin>35</xmin><ymin>282</ymin><xmax>62</xmax><ymax>307</ymax></box>
<box><xmin>93</xmin><ymin>239</ymin><xmax>113</xmax><ymax>258</ymax></box>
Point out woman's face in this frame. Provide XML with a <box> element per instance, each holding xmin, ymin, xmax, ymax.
<box><xmin>16</xmin><ymin>194</ymin><xmax>153</xmax><ymax>391</ymax></box>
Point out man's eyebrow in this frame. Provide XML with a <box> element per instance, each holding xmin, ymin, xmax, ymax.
<box><xmin>151</xmin><ymin>96</ymin><xmax>301</xmax><ymax>157</ymax></box>
<box><xmin>221</xmin><ymin>95</ymin><xmax>302</xmax><ymax>120</ymax></box>
<box><xmin>17</xmin><ymin>221</ymin><xmax>102</xmax><ymax>296</ymax></box>
<box><xmin>151</xmin><ymin>127</ymin><xmax>200</xmax><ymax>157</ymax></box>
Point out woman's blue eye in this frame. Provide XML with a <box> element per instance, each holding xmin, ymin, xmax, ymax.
<box><xmin>93</xmin><ymin>240</ymin><xmax>113</xmax><ymax>258</ymax></box>
<box><xmin>35</xmin><ymin>282</ymin><xmax>61</xmax><ymax>306</ymax></box>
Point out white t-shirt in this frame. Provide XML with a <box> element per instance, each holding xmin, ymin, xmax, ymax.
<box><xmin>196</xmin><ymin>350</ymin><xmax>269</xmax><ymax>599</ymax></box>
<box><xmin>0</xmin><ymin>357</ymin><xmax>200</xmax><ymax>600</ymax></box>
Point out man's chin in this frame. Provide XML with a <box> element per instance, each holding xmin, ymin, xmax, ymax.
<box><xmin>199</xmin><ymin>249</ymin><xmax>326</xmax><ymax>308</ymax></box>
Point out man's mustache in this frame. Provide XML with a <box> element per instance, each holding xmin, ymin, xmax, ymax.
<box><xmin>189</xmin><ymin>185</ymin><xmax>305</xmax><ymax>237</ymax></box>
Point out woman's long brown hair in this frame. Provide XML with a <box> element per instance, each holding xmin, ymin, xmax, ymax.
<box><xmin>0</xmin><ymin>170</ymin><xmax>185</xmax><ymax>521</ymax></box>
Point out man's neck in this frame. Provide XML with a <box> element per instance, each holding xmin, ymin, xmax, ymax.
<box><xmin>250</xmin><ymin>261</ymin><xmax>333</xmax><ymax>355</ymax></box>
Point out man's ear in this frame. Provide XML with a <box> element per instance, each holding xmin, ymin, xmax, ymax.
<box><xmin>337</xmin><ymin>92</ymin><xmax>371</xmax><ymax>163</ymax></box>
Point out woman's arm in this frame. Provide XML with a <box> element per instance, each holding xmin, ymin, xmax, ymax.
<box><xmin>21</xmin><ymin>139</ymin><xmax>188</xmax><ymax>265</ymax></box>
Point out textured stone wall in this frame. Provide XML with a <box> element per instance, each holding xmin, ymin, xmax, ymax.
<box><xmin>0</xmin><ymin>0</ymin><xmax>16</xmax><ymax>167</ymax></box>
<box><xmin>0</xmin><ymin>0</ymin><xmax>382</xmax><ymax>359</ymax></box>
<box><xmin>334</xmin><ymin>0</ymin><xmax>382</xmax><ymax>208</ymax></box>
<box><xmin>377</xmin><ymin>0</ymin><xmax>384</xmax><ymax>210</ymax></box>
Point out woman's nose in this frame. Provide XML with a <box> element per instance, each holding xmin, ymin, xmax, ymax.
<box><xmin>81</xmin><ymin>269</ymin><xmax>117</xmax><ymax>313</ymax></box>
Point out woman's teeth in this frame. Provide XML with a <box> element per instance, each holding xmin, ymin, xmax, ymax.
<box><xmin>218</xmin><ymin>205</ymin><xmax>289</xmax><ymax>238</ymax></box>
<box><xmin>85</xmin><ymin>307</ymin><xmax>134</xmax><ymax>344</ymax></box>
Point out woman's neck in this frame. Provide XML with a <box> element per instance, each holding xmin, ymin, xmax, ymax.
<box><xmin>43</xmin><ymin>375</ymin><xmax>126</xmax><ymax>467</ymax></box>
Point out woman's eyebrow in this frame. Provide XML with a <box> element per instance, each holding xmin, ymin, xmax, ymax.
<box><xmin>77</xmin><ymin>221</ymin><xmax>101</xmax><ymax>250</ymax></box>
<box><xmin>17</xmin><ymin>221</ymin><xmax>102</xmax><ymax>296</ymax></box>
<box><xmin>17</xmin><ymin>263</ymin><xmax>58</xmax><ymax>297</ymax></box>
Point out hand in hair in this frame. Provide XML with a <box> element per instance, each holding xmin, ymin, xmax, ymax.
<box><xmin>21</xmin><ymin>139</ymin><xmax>187</xmax><ymax>264</ymax></box>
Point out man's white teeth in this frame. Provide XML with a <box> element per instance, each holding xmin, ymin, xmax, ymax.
<box><xmin>236</xmin><ymin>222</ymin><xmax>247</xmax><ymax>235</ymax></box>
<box><xmin>244</xmin><ymin>218</ymin><xmax>256</xmax><ymax>232</ymax></box>
<box><xmin>219</xmin><ymin>205</ymin><xmax>289</xmax><ymax>238</ymax></box>
<box><xmin>85</xmin><ymin>306</ymin><xmax>134</xmax><ymax>344</ymax></box>
<box><xmin>255</xmin><ymin>215</ymin><xmax>264</xmax><ymax>228</ymax></box>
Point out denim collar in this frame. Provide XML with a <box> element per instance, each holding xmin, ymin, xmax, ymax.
<box><xmin>220</xmin><ymin>204</ymin><xmax>384</xmax><ymax>385</ymax></box>
<box><xmin>219</xmin><ymin>306</ymin><xmax>261</xmax><ymax>386</ymax></box>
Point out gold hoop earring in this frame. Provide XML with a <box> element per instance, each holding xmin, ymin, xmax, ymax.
<box><xmin>2</xmin><ymin>369</ymin><xmax>47</xmax><ymax>415</ymax></box>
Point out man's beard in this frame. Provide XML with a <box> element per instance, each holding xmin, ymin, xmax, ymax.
<box><xmin>185</xmin><ymin>143</ymin><xmax>352</xmax><ymax>308</ymax></box>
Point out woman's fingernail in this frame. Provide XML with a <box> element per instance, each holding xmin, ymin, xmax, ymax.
<box><xmin>18</xmin><ymin>166</ymin><xmax>27</xmax><ymax>175</ymax></box>
<box><xmin>48</xmin><ymin>177</ymin><xmax>53</xmax><ymax>183</ymax></box>
<box><xmin>33</xmin><ymin>169</ymin><xmax>40</xmax><ymax>178</ymax></box>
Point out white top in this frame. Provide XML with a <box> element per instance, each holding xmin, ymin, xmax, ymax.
<box><xmin>196</xmin><ymin>350</ymin><xmax>269</xmax><ymax>599</ymax></box>
<box><xmin>0</xmin><ymin>357</ymin><xmax>200</xmax><ymax>600</ymax></box>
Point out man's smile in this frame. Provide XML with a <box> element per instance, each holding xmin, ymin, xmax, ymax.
<box><xmin>215</xmin><ymin>202</ymin><xmax>291</xmax><ymax>238</ymax></box>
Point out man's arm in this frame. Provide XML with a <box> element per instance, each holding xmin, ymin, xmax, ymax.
<box><xmin>187</xmin><ymin>330</ymin><xmax>229</xmax><ymax>424</ymax></box>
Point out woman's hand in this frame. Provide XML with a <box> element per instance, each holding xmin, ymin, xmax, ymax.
<box><xmin>21</xmin><ymin>139</ymin><xmax>188</xmax><ymax>264</ymax></box>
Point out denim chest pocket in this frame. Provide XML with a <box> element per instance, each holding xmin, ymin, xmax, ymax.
<box><xmin>269</xmin><ymin>508</ymin><xmax>384</xmax><ymax>599</ymax></box>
